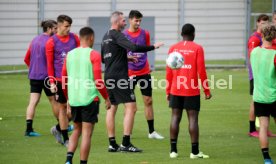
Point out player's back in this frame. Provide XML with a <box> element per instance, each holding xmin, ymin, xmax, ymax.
<box><xmin>168</xmin><ymin>41</ymin><xmax>205</xmax><ymax>96</ymax></box>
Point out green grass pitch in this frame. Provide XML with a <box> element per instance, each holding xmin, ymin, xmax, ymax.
<box><xmin>0</xmin><ymin>70</ymin><xmax>275</xmax><ymax>163</ymax></box>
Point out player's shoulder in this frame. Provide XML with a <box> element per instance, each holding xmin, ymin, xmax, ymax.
<box><xmin>91</xmin><ymin>49</ymin><xmax>101</xmax><ymax>56</ymax></box>
<box><xmin>142</xmin><ymin>28</ymin><xmax>149</xmax><ymax>33</ymax></box>
<box><xmin>170</xmin><ymin>41</ymin><xmax>182</xmax><ymax>48</ymax></box>
<box><xmin>192</xmin><ymin>42</ymin><xmax>203</xmax><ymax>49</ymax></box>
<box><xmin>248</xmin><ymin>33</ymin><xmax>261</xmax><ymax>42</ymax></box>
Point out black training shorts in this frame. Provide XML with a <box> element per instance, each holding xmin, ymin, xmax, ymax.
<box><xmin>104</xmin><ymin>77</ymin><xmax>136</xmax><ymax>105</ymax></box>
<box><xmin>130</xmin><ymin>74</ymin><xmax>152</xmax><ymax>97</ymax></box>
<box><xmin>249</xmin><ymin>79</ymin><xmax>254</xmax><ymax>96</ymax></box>
<box><xmin>30</xmin><ymin>79</ymin><xmax>54</xmax><ymax>96</ymax></box>
<box><xmin>169</xmin><ymin>94</ymin><xmax>200</xmax><ymax>111</ymax></box>
<box><xmin>71</xmin><ymin>101</ymin><xmax>99</xmax><ymax>123</ymax></box>
<box><xmin>55</xmin><ymin>82</ymin><xmax>67</xmax><ymax>104</ymax></box>
<box><xmin>254</xmin><ymin>101</ymin><xmax>276</xmax><ymax>117</ymax></box>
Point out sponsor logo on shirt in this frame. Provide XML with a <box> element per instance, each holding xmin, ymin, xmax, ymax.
<box><xmin>181</xmin><ymin>64</ymin><xmax>192</xmax><ymax>69</ymax></box>
<box><xmin>104</xmin><ymin>53</ymin><xmax>112</xmax><ymax>59</ymax></box>
<box><xmin>103</xmin><ymin>38</ymin><xmax>112</xmax><ymax>44</ymax></box>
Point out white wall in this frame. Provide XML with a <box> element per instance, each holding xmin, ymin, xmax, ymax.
<box><xmin>0</xmin><ymin>0</ymin><xmax>246</xmax><ymax>65</ymax></box>
<box><xmin>0</xmin><ymin>0</ymin><xmax>38</xmax><ymax>65</ymax></box>
<box><xmin>184</xmin><ymin>0</ymin><xmax>246</xmax><ymax>59</ymax></box>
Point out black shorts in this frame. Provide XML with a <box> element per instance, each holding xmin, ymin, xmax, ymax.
<box><xmin>169</xmin><ymin>94</ymin><xmax>200</xmax><ymax>111</ymax></box>
<box><xmin>254</xmin><ymin>101</ymin><xmax>276</xmax><ymax>117</ymax></box>
<box><xmin>56</xmin><ymin>82</ymin><xmax>67</xmax><ymax>104</ymax></box>
<box><xmin>249</xmin><ymin>79</ymin><xmax>254</xmax><ymax>95</ymax></box>
<box><xmin>71</xmin><ymin>101</ymin><xmax>99</xmax><ymax>123</ymax></box>
<box><xmin>105</xmin><ymin>77</ymin><xmax>136</xmax><ymax>105</ymax></box>
<box><xmin>30</xmin><ymin>79</ymin><xmax>54</xmax><ymax>96</ymax></box>
<box><xmin>130</xmin><ymin>74</ymin><xmax>152</xmax><ymax>97</ymax></box>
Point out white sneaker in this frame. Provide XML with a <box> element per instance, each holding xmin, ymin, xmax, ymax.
<box><xmin>148</xmin><ymin>131</ymin><xmax>164</xmax><ymax>139</ymax></box>
<box><xmin>50</xmin><ymin>126</ymin><xmax>63</xmax><ymax>144</ymax></box>
<box><xmin>170</xmin><ymin>152</ymin><xmax>178</xmax><ymax>158</ymax></box>
<box><xmin>190</xmin><ymin>152</ymin><xmax>209</xmax><ymax>159</ymax></box>
<box><xmin>63</xmin><ymin>140</ymin><xmax>69</xmax><ymax>148</ymax></box>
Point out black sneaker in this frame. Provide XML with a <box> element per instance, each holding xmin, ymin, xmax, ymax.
<box><xmin>119</xmin><ymin>143</ymin><xmax>142</xmax><ymax>153</ymax></box>
<box><xmin>108</xmin><ymin>144</ymin><xmax>120</xmax><ymax>152</ymax></box>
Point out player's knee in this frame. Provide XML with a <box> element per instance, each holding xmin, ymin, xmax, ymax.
<box><xmin>144</xmin><ymin>97</ymin><xmax>152</xmax><ymax>106</ymax></box>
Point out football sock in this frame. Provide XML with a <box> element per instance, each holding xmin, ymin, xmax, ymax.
<box><xmin>56</xmin><ymin>123</ymin><xmax>61</xmax><ymax>132</ymax></box>
<box><xmin>66</xmin><ymin>152</ymin><xmax>74</xmax><ymax>163</ymax></box>
<box><xmin>122</xmin><ymin>135</ymin><xmax>130</xmax><ymax>146</ymax></box>
<box><xmin>249</xmin><ymin>121</ymin><xmax>256</xmax><ymax>132</ymax></box>
<box><xmin>147</xmin><ymin>119</ymin><xmax>155</xmax><ymax>134</ymax></box>
<box><xmin>61</xmin><ymin>130</ymin><xmax>69</xmax><ymax>142</ymax></box>
<box><xmin>262</xmin><ymin>148</ymin><xmax>271</xmax><ymax>159</ymax></box>
<box><xmin>80</xmin><ymin>160</ymin><xmax>87</xmax><ymax>164</ymax></box>
<box><xmin>170</xmin><ymin>139</ymin><xmax>177</xmax><ymax>153</ymax></box>
<box><xmin>192</xmin><ymin>142</ymin><xmax>199</xmax><ymax>155</ymax></box>
<box><xmin>109</xmin><ymin>137</ymin><xmax>117</xmax><ymax>147</ymax></box>
<box><xmin>26</xmin><ymin>119</ymin><xmax>33</xmax><ymax>132</ymax></box>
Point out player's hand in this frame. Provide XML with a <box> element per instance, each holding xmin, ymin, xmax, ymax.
<box><xmin>127</xmin><ymin>55</ymin><xmax>139</xmax><ymax>63</ymax></box>
<box><xmin>105</xmin><ymin>98</ymin><xmax>111</xmax><ymax>110</ymax></box>
<box><xmin>66</xmin><ymin>101</ymin><xmax>72</xmax><ymax>119</ymax></box>
<box><xmin>154</xmin><ymin>42</ymin><xmax>164</xmax><ymax>49</ymax></box>
<box><xmin>205</xmin><ymin>94</ymin><xmax>212</xmax><ymax>100</ymax></box>
<box><xmin>166</xmin><ymin>94</ymin><xmax>170</xmax><ymax>102</ymax></box>
<box><xmin>50</xmin><ymin>83</ymin><xmax>57</xmax><ymax>93</ymax></box>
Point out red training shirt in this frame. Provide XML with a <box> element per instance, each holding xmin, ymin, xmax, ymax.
<box><xmin>166</xmin><ymin>41</ymin><xmax>210</xmax><ymax>97</ymax></box>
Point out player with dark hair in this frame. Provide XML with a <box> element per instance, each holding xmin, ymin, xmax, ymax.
<box><xmin>247</xmin><ymin>14</ymin><xmax>270</xmax><ymax>137</ymax></box>
<box><xmin>166</xmin><ymin>23</ymin><xmax>211</xmax><ymax>159</ymax></box>
<box><xmin>24</xmin><ymin>20</ymin><xmax>58</xmax><ymax>136</ymax></box>
<box><xmin>250</xmin><ymin>24</ymin><xmax>276</xmax><ymax>164</ymax></box>
<box><xmin>63</xmin><ymin>26</ymin><xmax>110</xmax><ymax>164</ymax></box>
<box><xmin>46</xmin><ymin>14</ymin><xmax>80</xmax><ymax>146</ymax></box>
<box><xmin>272</xmin><ymin>11</ymin><xmax>276</xmax><ymax>49</ymax></box>
<box><xmin>123</xmin><ymin>10</ymin><xmax>164</xmax><ymax>139</ymax></box>
<box><xmin>102</xmin><ymin>11</ymin><xmax>163</xmax><ymax>153</ymax></box>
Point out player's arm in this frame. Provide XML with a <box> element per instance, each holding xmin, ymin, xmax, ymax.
<box><xmin>116</xmin><ymin>32</ymin><xmax>162</xmax><ymax>52</ymax></box>
<box><xmin>73</xmin><ymin>34</ymin><xmax>80</xmax><ymax>47</ymax></box>
<box><xmin>274</xmin><ymin>56</ymin><xmax>276</xmax><ymax>69</ymax></box>
<box><xmin>24</xmin><ymin>45</ymin><xmax>31</xmax><ymax>67</ymax></box>
<box><xmin>61</xmin><ymin>57</ymin><xmax>68</xmax><ymax>99</ymax></box>
<box><xmin>197</xmin><ymin>46</ymin><xmax>211</xmax><ymax>99</ymax></box>
<box><xmin>145</xmin><ymin>30</ymin><xmax>151</xmax><ymax>46</ymax></box>
<box><xmin>91</xmin><ymin>51</ymin><xmax>111</xmax><ymax>109</ymax></box>
<box><xmin>166</xmin><ymin>49</ymin><xmax>173</xmax><ymax>101</ymax></box>
<box><xmin>248</xmin><ymin>37</ymin><xmax>260</xmax><ymax>59</ymax></box>
<box><xmin>45</xmin><ymin>37</ymin><xmax>57</xmax><ymax>93</ymax></box>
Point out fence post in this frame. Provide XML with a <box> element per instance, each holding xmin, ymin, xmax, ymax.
<box><xmin>245</xmin><ymin>0</ymin><xmax>251</xmax><ymax>66</ymax></box>
<box><xmin>179</xmin><ymin>0</ymin><xmax>185</xmax><ymax>41</ymax></box>
<box><xmin>38</xmin><ymin>0</ymin><xmax>45</xmax><ymax>34</ymax></box>
<box><xmin>111</xmin><ymin>0</ymin><xmax>116</xmax><ymax>12</ymax></box>
<box><xmin>273</xmin><ymin>0</ymin><xmax>276</xmax><ymax>12</ymax></box>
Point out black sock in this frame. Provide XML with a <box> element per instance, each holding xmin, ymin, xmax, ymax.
<box><xmin>192</xmin><ymin>142</ymin><xmax>199</xmax><ymax>155</ymax></box>
<box><xmin>262</xmin><ymin>148</ymin><xmax>271</xmax><ymax>159</ymax></box>
<box><xmin>170</xmin><ymin>139</ymin><xmax>177</xmax><ymax>153</ymax></box>
<box><xmin>109</xmin><ymin>137</ymin><xmax>117</xmax><ymax>147</ymax></box>
<box><xmin>80</xmin><ymin>160</ymin><xmax>87</xmax><ymax>164</ymax></box>
<box><xmin>122</xmin><ymin>135</ymin><xmax>130</xmax><ymax>146</ymax></box>
<box><xmin>147</xmin><ymin>119</ymin><xmax>155</xmax><ymax>134</ymax></box>
<box><xmin>249</xmin><ymin>121</ymin><xmax>256</xmax><ymax>133</ymax></box>
<box><xmin>56</xmin><ymin>123</ymin><xmax>61</xmax><ymax>132</ymax></box>
<box><xmin>61</xmin><ymin>130</ymin><xmax>69</xmax><ymax>142</ymax></box>
<box><xmin>26</xmin><ymin>119</ymin><xmax>33</xmax><ymax>132</ymax></box>
<box><xmin>66</xmin><ymin>152</ymin><xmax>74</xmax><ymax>163</ymax></box>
